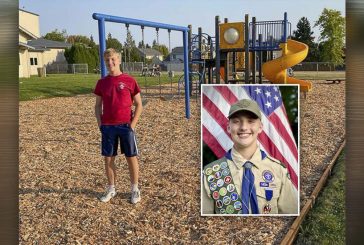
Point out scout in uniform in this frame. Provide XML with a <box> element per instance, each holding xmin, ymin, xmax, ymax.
<box><xmin>202</xmin><ymin>99</ymin><xmax>298</xmax><ymax>215</ymax></box>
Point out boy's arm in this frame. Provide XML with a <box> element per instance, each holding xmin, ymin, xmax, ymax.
<box><xmin>130</xmin><ymin>93</ymin><xmax>143</xmax><ymax>130</ymax></box>
<box><xmin>95</xmin><ymin>95</ymin><xmax>102</xmax><ymax>127</ymax></box>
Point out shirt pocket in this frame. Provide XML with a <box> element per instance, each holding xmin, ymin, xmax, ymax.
<box><xmin>256</xmin><ymin>184</ymin><xmax>281</xmax><ymax>214</ymax></box>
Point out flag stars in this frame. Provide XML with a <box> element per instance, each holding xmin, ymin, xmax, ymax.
<box><xmin>265</xmin><ymin>91</ymin><xmax>271</xmax><ymax>97</ymax></box>
<box><xmin>255</xmin><ymin>88</ymin><xmax>262</xmax><ymax>94</ymax></box>
<box><xmin>274</xmin><ymin>95</ymin><xmax>279</xmax><ymax>102</ymax></box>
<box><xmin>273</xmin><ymin>87</ymin><xmax>278</xmax><ymax>92</ymax></box>
<box><xmin>265</xmin><ymin>101</ymin><xmax>272</xmax><ymax>108</ymax></box>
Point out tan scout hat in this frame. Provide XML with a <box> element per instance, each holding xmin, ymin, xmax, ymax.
<box><xmin>228</xmin><ymin>99</ymin><xmax>262</xmax><ymax>120</ymax></box>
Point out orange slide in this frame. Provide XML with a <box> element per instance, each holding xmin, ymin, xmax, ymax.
<box><xmin>262</xmin><ymin>39</ymin><xmax>312</xmax><ymax>92</ymax></box>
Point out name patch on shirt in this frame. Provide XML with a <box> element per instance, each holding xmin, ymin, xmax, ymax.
<box><xmin>260</xmin><ymin>182</ymin><xmax>269</xmax><ymax>187</ymax></box>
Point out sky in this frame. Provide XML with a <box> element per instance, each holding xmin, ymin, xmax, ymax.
<box><xmin>19</xmin><ymin>0</ymin><xmax>345</xmax><ymax>49</ymax></box>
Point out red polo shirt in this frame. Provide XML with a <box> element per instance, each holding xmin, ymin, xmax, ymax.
<box><xmin>94</xmin><ymin>73</ymin><xmax>141</xmax><ymax>125</ymax></box>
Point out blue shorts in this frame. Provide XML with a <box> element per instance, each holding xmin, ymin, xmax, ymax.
<box><xmin>100</xmin><ymin>124</ymin><xmax>138</xmax><ymax>157</ymax></box>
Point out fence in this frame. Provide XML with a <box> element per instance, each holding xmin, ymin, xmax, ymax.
<box><xmin>292</xmin><ymin>62</ymin><xmax>345</xmax><ymax>72</ymax></box>
<box><xmin>122</xmin><ymin>62</ymin><xmax>144</xmax><ymax>73</ymax></box>
<box><xmin>45</xmin><ymin>63</ymin><xmax>88</xmax><ymax>74</ymax></box>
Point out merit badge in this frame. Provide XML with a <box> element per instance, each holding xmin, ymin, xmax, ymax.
<box><xmin>222</xmin><ymin>168</ymin><xmax>230</xmax><ymax>176</ymax></box>
<box><xmin>230</xmin><ymin>192</ymin><xmax>238</xmax><ymax>201</ymax></box>
<box><xmin>262</xmin><ymin>170</ymin><xmax>275</xmax><ymax>183</ymax></box>
<box><xmin>224</xmin><ymin>176</ymin><xmax>232</xmax><ymax>184</ymax></box>
<box><xmin>216</xmin><ymin>200</ymin><xmax>223</xmax><ymax>208</ymax></box>
<box><xmin>220</xmin><ymin>161</ymin><xmax>228</xmax><ymax>169</ymax></box>
<box><xmin>207</xmin><ymin>175</ymin><xmax>215</xmax><ymax>183</ymax></box>
<box><xmin>205</xmin><ymin>168</ymin><xmax>213</xmax><ymax>175</ymax></box>
<box><xmin>212</xmin><ymin>164</ymin><xmax>220</xmax><ymax>172</ymax></box>
<box><xmin>234</xmin><ymin>201</ymin><xmax>242</xmax><ymax>210</ymax></box>
<box><xmin>212</xmin><ymin>191</ymin><xmax>220</xmax><ymax>200</ymax></box>
<box><xmin>226</xmin><ymin>205</ymin><xmax>235</xmax><ymax>214</ymax></box>
<box><xmin>265</xmin><ymin>189</ymin><xmax>273</xmax><ymax>201</ymax></box>
<box><xmin>263</xmin><ymin>203</ymin><xmax>272</xmax><ymax>214</ymax></box>
<box><xmin>223</xmin><ymin>196</ymin><xmax>231</xmax><ymax>205</ymax></box>
<box><xmin>260</xmin><ymin>182</ymin><xmax>269</xmax><ymax>187</ymax></box>
<box><xmin>214</xmin><ymin>171</ymin><xmax>222</xmax><ymax>179</ymax></box>
<box><xmin>216</xmin><ymin>179</ymin><xmax>224</xmax><ymax>187</ymax></box>
<box><xmin>227</xmin><ymin>184</ymin><xmax>235</xmax><ymax>192</ymax></box>
<box><xmin>219</xmin><ymin>187</ymin><xmax>227</xmax><ymax>197</ymax></box>
<box><xmin>220</xmin><ymin>208</ymin><xmax>226</xmax><ymax>214</ymax></box>
<box><xmin>209</xmin><ymin>182</ymin><xmax>217</xmax><ymax>191</ymax></box>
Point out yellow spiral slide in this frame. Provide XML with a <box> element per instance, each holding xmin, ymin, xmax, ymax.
<box><xmin>262</xmin><ymin>39</ymin><xmax>312</xmax><ymax>92</ymax></box>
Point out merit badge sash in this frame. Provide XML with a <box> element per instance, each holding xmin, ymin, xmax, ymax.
<box><xmin>204</xmin><ymin>158</ymin><xmax>243</xmax><ymax>214</ymax></box>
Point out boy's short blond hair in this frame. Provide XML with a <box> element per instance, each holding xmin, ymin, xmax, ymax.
<box><xmin>103</xmin><ymin>48</ymin><xmax>121</xmax><ymax>60</ymax></box>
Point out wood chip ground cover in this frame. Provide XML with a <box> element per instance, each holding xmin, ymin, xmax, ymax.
<box><xmin>19</xmin><ymin>81</ymin><xmax>345</xmax><ymax>244</ymax></box>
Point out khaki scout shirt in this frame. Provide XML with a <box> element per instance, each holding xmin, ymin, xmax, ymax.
<box><xmin>202</xmin><ymin>147</ymin><xmax>298</xmax><ymax>215</ymax></box>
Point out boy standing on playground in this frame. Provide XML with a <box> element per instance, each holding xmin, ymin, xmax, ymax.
<box><xmin>202</xmin><ymin>99</ymin><xmax>298</xmax><ymax>214</ymax></box>
<box><xmin>94</xmin><ymin>48</ymin><xmax>143</xmax><ymax>204</ymax></box>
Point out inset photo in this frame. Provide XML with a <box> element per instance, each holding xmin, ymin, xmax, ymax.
<box><xmin>201</xmin><ymin>84</ymin><xmax>299</xmax><ymax>216</ymax></box>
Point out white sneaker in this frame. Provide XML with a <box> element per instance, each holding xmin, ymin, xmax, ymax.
<box><xmin>131</xmin><ymin>189</ymin><xmax>141</xmax><ymax>204</ymax></box>
<box><xmin>99</xmin><ymin>188</ymin><xmax>116</xmax><ymax>203</ymax></box>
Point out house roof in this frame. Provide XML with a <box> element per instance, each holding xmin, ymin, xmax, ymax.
<box><xmin>138</xmin><ymin>48</ymin><xmax>162</xmax><ymax>56</ymax></box>
<box><xmin>27</xmin><ymin>38</ymin><xmax>72</xmax><ymax>49</ymax></box>
<box><xmin>19</xmin><ymin>25</ymin><xmax>38</xmax><ymax>39</ymax></box>
<box><xmin>171</xmin><ymin>46</ymin><xmax>184</xmax><ymax>54</ymax></box>
<box><xmin>19</xmin><ymin>8</ymin><xmax>39</xmax><ymax>16</ymax></box>
<box><xmin>19</xmin><ymin>42</ymin><xmax>35</xmax><ymax>50</ymax></box>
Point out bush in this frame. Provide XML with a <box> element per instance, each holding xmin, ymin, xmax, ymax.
<box><xmin>65</xmin><ymin>44</ymin><xmax>99</xmax><ymax>72</ymax></box>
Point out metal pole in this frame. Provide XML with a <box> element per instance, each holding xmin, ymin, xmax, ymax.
<box><xmin>188</xmin><ymin>25</ymin><xmax>193</xmax><ymax>96</ymax></box>
<box><xmin>283</xmin><ymin>12</ymin><xmax>288</xmax><ymax>43</ymax></box>
<box><xmin>183</xmin><ymin>30</ymin><xmax>191</xmax><ymax>119</ymax></box>
<box><xmin>252</xmin><ymin>17</ymin><xmax>257</xmax><ymax>84</ymax></box>
<box><xmin>97</xmin><ymin>18</ymin><xmax>107</xmax><ymax>77</ymax></box>
<box><xmin>215</xmin><ymin>16</ymin><xmax>220</xmax><ymax>84</ymax></box>
<box><xmin>259</xmin><ymin>34</ymin><xmax>263</xmax><ymax>84</ymax></box>
<box><xmin>198</xmin><ymin>27</ymin><xmax>203</xmax><ymax>93</ymax></box>
<box><xmin>244</xmin><ymin>14</ymin><xmax>249</xmax><ymax>83</ymax></box>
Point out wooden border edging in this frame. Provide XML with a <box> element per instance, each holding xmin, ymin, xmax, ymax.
<box><xmin>280</xmin><ymin>139</ymin><xmax>346</xmax><ymax>245</ymax></box>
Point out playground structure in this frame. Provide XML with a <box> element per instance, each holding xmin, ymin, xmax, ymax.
<box><xmin>187</xmin><ymin>12</ymin><xmax>313</xmax><ymax>93</ymax></box>
<box><xmin>93</xmin><ymin>12</ymin><xmax>313</xmax><ymax>119</ymax></box>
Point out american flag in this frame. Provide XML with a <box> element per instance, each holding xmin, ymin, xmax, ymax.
<box><xmin>202</xmin><ymin>85</ymin><xmax>299</xmax><ymax>189</ymax></box>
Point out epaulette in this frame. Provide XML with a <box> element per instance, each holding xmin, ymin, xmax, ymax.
<box><xmin>266</xmin><ymin>155</ymin><xmax>286</xmax><ymax>168</ymax></box>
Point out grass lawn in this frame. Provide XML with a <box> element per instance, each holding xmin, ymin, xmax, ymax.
<box><xmin>19</xmin><ymin>73</ymin><xmax>181</xmax><ymax>101</ymax></box>
<box><xmin>295</xmin><ymin>151</ymin><xmax>345</xmax><ymax>245</ymax></box>
<box><xmin>19</xmin><ymin>71</ymin><xmax>345</xmax><ymax>101</ymax></box>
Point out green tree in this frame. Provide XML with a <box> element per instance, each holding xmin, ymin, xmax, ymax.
<box><xmin>292</xmin><ymin>17</ymin><xmax>319</xmax><ymax>61</ymax></box>
<box><xmin>64</xmin><ymin>44</ymin><xmax>99</xmax><ymax>72</ymax></box>
<box><xmin>67</xmin><ymin>35</ymin><xmax>95</xmax><ymax>47</ymax></box>
<box><xmin>106</xmin><ymin>33</ymin><xmax>123</xmax><ymax>52</ymax></box>
<box><xmin>151</xmin><ymin>39</ymin><xmax>169</xmax><ymax>58</ymax></box>
<box><xmin>123</xmin><ymin>31</ymin><xmax>142</xmax><ymax>62</ymax></box>
<box><xmin>43</xmin><ymin>29</ymin><xmax>67</xmax><ymax>42</ymax></box>
<box><xmin>314</xmin><ymin>8</ymin><xmax>345</xmax><ymax>65</ymax></box>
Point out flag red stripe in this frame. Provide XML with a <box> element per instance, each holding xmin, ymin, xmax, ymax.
<box><xmin>214</xmin><ymin>86</ymin><xmax>238</xmax><ymax>104</ymax></box>
<box><xmin>203</xmin><ymin>126</ymin><xmax>226</xmax><ymax>158</ymax></box>
<box><xmin>202</xmin><ymin>94</ymin><xmax>230</xmax><ymax>138</ymax></box>
<box><xmin>258</xmin><ymin>131</ymin><xmax>298</xmax><ymax>188</ymax></box>
<box><xmin>269</xmin><ymin>112</ymin><xmax>298</xmax><ymax>161</ymax></box>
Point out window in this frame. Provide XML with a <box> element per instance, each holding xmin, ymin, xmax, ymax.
<box><xmin>30</xmin><ymin>58</ymin><xmax>38</xmax><ymax>66</ymax></box>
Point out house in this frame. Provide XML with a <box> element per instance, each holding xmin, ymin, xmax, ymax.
<box><xmin>169</xmin><ymin>46</ymin><xmax>184</xmax><ymax>61</ymax></box>
<box><xmin>19</xmin><ymin>9</ymin><xmax>71</xmax><ymax>77</ymax></box>
<box><xmin>137</xmin><ymin>48</ymin><xmax>163</xmax><ymax>64</ymax></box>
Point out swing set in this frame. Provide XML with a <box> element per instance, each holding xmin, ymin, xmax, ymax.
<box><xmin>93</xmin><ymin>13</ymin><xmax>191</xmax><ymax>119</ymax></box>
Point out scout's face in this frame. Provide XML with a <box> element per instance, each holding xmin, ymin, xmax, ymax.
<box><xmin>104</xmin><ymin>53</ymin><xmax>121</xmax><ymax>74</ymax></box>
<box><xmin>227</xmin><ymin>111</ymin><xmax>263</xmax><ymax>150</ymax></box>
